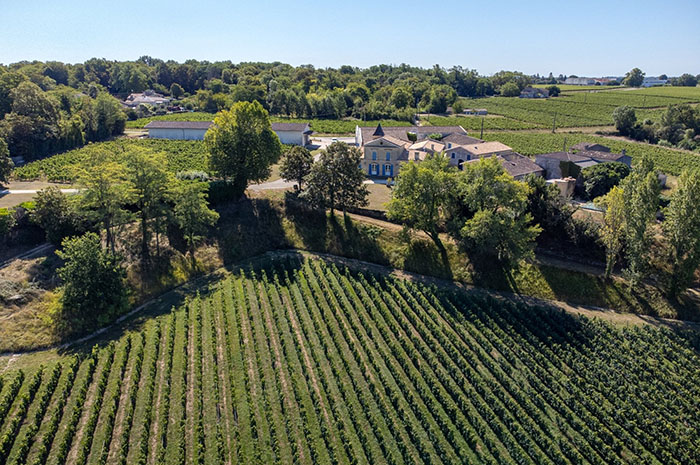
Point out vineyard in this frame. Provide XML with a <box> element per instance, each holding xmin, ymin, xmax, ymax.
<box><xmin>1</xmin><ymin>256</ymin><xmax>699</xmax><ymax>465</ymax></box>
<box><xmin>455</xmin><ymin>86</ymin><xmax>700</xmax><ymax>129</ymax></box>
<box><xmin>12</xmin><ymin>139</ymin><xmax>210</xmax><ymax>182</ymax></box>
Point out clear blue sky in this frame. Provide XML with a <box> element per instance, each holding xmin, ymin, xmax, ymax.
<box><xmin>1</xmin><ymin>0</ymin><xmax>698</xmax><ymax>76</ymax></box>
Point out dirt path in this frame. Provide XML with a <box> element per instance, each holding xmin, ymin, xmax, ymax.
<box><xmin>147</xmin><ymin>327</ymin><xmax>169</xmax><ymax>464</ymax></box>
<box><xmin>279</xmin><ymin>289</ymin><xmax>342</xmax><ymax>456</ymax></box>
<box><xmin>257</xmin><ymin>284</ymin><xmax>306</xmax><ymax>465</ymax></box>
<box><xmin>106</xmin><ymin>344</ymin><xmax>139</xmax><ymax>464</ymax></box>
<box><xmin>185</xmin><ymin>305</ymin><xmax>196</xmax><ymax>465</ymax></box>
<box><xmin>65</xmin><ymin>355</ymin><xmax>109</xmax><ymax>465</ymax></box>
<box><xmin>213</xmin><ymin>309</ymin><xmax>234</xmax><ymax>465</ymax></box>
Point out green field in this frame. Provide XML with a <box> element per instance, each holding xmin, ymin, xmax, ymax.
<box><xmin>13</xmin><ymin>139</ymin><xmax>209</xmax><ymax>182</ymax></box>
<box><xmin>0</xmin><ymin>256</ymin><xmax>698</xmax><ymax>465</ymax></box>
<box><xmin>479</xmin><ymin>131</ymin><xmax>700</xmax><ymax>175</ymax></box>
<box><xmin>456</xmin><ymin>87</ymin><xmax>700</xmax><ymax>129</ymax></box>
<box><xmin>533</xmin><ymin>84</ymin><xmax>626</xmax><ymax>91</ymax></box>
<box><xmin>125</xmin><ymin>112</ymin><xmax>215</xmax><ymax>129</ymax></box>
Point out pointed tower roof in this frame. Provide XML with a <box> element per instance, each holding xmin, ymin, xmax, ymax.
<box><xmin>372</xmin><ymin>123</ymin><xmax>384</xmax><ymax>137</ymax></box>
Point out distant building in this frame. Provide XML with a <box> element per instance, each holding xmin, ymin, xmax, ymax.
<box><xmin>520</xmin><ymin>87</ymin><xmax>549</xmax><ymax>98</ymax></box>
<box><xmin>642</xmin><ymin>77</ymin><xmax>668</xmax><ymax>87</ymax></box>
<box><xmin>464</xmin><ymin>108</ymin><xmax>488</xmax><ymax>115</ymax></box>
<box><xmin>123</xmin><ymin>90</ymin><xmax>171</xmax><ymax>108</ymax></box>
<box><xmin>564</xmin><ymin>77</ymin><xmax>596</xmax><ymax>86</ymax></box>
<box><xmin>271</xmin><ymin>122</ymin><xmax>312</xmax><ymax>146</ymax></box>
<box><xmin>493</xmin><ymin>152</ymin><xmax>545</xmax><ymax>180</ymax></box>
<box><xmin>535</xmin><ymin>143</ymin><xmax>631</xmax><ymax>179</ymax></box>
<box><xmin>145</xmin><ymin>121</ymin><xmax>213</xmax><ymax>140</ymax></box>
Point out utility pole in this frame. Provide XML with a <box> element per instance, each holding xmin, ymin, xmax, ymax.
<box><xmin>480</xmin><ymin>116</ymin><xmax>484</xmax><ymax>139</ymax></box>
<box><xmin>563</xmin><ymin>136</ymin><xmax>567</xmax><ymax>152</ymax></box>
<box><xmin>552</xmin><ymin>112</ymin><xmax>557</xmax><ymax>133</ymax></box>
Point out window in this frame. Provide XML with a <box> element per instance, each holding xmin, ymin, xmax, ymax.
<box><xmin>447</xmin><ymin>143</ymin><xmax>452</xmax><ymax>148</ymax></box>
<box><xmin>385</xmin><ymin>151</ymin><xmax>391</xmax><ymax>161</ymax></box>
<box><xmin>451</xmin><ymin>153</ymin><xmax>455</xmax><ymax>159</ymax></box>
<box><xmin>384</xmin><ymin>164</ymin><xmax>392</xmax><ymax>176</ymax></box>
<box><xmin>372</xmin><ymin>151</ymin><xmax>377</xmax><ymax>161</ymax></box>
<box><xmin>370</xmin><ymin>163</ymin><xmax>378</xmax><ymax>175</ymax></box>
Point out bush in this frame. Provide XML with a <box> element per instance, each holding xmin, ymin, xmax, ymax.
<box><xmin>56</xmin><ymin>233</ymin><xmax>128</xmax><ymax>333</ymax></box>
<box><xmin>206</xmin><ymin>180</ymin><xmax>241</xmax><ymax>206</ymax></box>
<box><xmin>581</xmin><ymin>162</ymin><xmax>631</xmax><ymax>199</ymax></box>
<box><xmin>547</xmin><ymin>85</ymin><xmax>561</xmax><ymax>97</ymax></box>
<box><xmin>500</xmin><ymin>82</ymin><xmax>521</xmax><ymax>97</ymax></box>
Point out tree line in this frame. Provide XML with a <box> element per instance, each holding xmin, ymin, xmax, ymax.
<box><xmin>613</xmin><ymin>103</ymin><xmax>699</xmax><ymax>151</ymax></box>
<box><xmin>0</xmin><ymin>70</ymin><xmax>126</xmax><ymax>162</ymax></box>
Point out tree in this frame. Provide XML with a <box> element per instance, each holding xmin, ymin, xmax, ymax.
<box><xmin>77</xmin><ymin>157</ymin><xmax>134</xmax><ymax>254</ymax></box>
<box><xmin>205</xmin><ymin>101</ymin><xmax>282</xmax><ymax>198</ymax></box>
<box><xmin>448</xmin><ymin>157</ymin><xmax>540</xmax><ymax>270</ymax></box>
<box><xmin>279</xmin><ymin>146</ymin><xmax>313</xmax><ymax>190</ymax></box>
<box><xmin>595</xmin><ymin>186</ymin><xmax>626</xmax><ymax>279</ymax></box>
<box><xmin>172</xmin><ymin>181</ymin><xmax>219</xmax><ymax>263</ymax></box>
<box><xmin>623</xmin><ymin>68</ymin><xmax>645</xmax><ymax>87</ymax></box>
<box><xmin>0</xmin><ymin>138</ymin><xmax>13</xmax><ymax>185</ymax></box>
<box><xmin>671</xmin><ymin>73</ymin><xmax>698</xmax><ymax>87</ymax></box>
<box><xmin>581</xmin><ymin>162</ymin><xmax>631</xmax><ymax>199</ymax></box>
<box><xmin>422</xmin><ymin>84</ymin><xmax>457</xmax><ymax>113</ymax></box>
<box><xmin>524</xmin><ymin>174</ymin><xmax>572</xmax><ymax>237</ymax></box>
<box><xmin>124</xmin><ymin>149</ymin><xmax>173</xmax><ymax>262</ymax></box>
<box><xmin>56</xmin><ymin>232</ymin><xmax>128</xmax><ymax>332</ymax></box>
<box><xmin>301</xmin><ymin>142</ymin><xmax>369</xmax><ymax>214</ymax></box>
<box><xmin>500</xmin><ymin>81</ymin><xmax>520</xmax><ymax>97</ymax></box>
<box><xmin>621</xmin><ymin>156</ymin><xmax>660</xmax><ymax>285</ymax></box>
<box><xmin>387</xmin><ymin>155</ymin><xmax>455</xmax><ymax>253</ymax></box>
<box><xmin>170</xmin><ymin>82</ymin><xmax>184</xmax><ymax>98</ymax></box>
<box><xmin>546</xmin><ymin>85</ymin><xmax>561</xmax><ymax>97</ymax></box>
<box><xmin>662</xmin><ymin>169</ymin><xmax>700</xmax><ymax>297</ymax></box>
<box><xmin>390</xmin><ymin>86</ymin><xmax>413</xmax><ymax>109</ymax></box>
<box><xmin>31</xmin><ymin>187</ymin><xmax>83</xmax><ymax>245</ymax></box>
<box><xmin>612</xmin><ymin>105</ymin><xmax>637</xmax><ymax>135</ymax></box>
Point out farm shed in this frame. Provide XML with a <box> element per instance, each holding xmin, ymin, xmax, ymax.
<box><xmin>145</xmin><ymin>121</ymin><xmax>213</xmax><ymax>140</ymax></box>
<box><xmin>271</xmin><ymin>122</ymin><xmax>312</xmax><ymax>146</ymax></box>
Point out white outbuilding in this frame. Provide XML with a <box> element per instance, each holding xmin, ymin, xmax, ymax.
<box><xmin>271</xmin><ymin>122</ymin><xmax>312</xmax><ymax>146</ymax></box>
<box><xmin>145</xmin><ymin>121</ymin><xmax>213</xmax><ymax>140</ymax></box>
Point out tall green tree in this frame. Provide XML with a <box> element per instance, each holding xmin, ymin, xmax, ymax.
<box><xmin>387</xmin><ymin>155</ymin><xmax>454</xmax><ymax>253</ymax></box>
<box><xmin>124</xmin><ymin>149</ymin><xmax>173</xmax><ymax>262</ymax></box>
<box><xmin>205</xmin><ymin>101</ymin><xmax>282</xmax><ymax>198</ymax></box>
<box><xmin>595</xmin><ymin>185</ymin><xmax>626</xmax><ymax>279</ymax></box>
<box><xmin>301</xmin><ymin>142</ymin><xmax>369</xmax><ymax>214</ymax></box>
<box><xmin>279</xmin><ymin>146</ymin><xmax>313</xmax><ymax>190</ymax></box>
<box><xmin>77</xmin><ymin>157</ymin><xmax>134</xmax><ymax>253</ymax></box>
<box><xmin>31</xmin><ymin>187</ymin><xmax>83</xmax><ymax>245</ymax></box>
<box><xmin>621</xmin><ymin>155</ymin><xmax>660</xmax><ymax>285</ymax></box>
<box><xmin>0</xmin><ymin>138</ymin><xmax>13</xmax><ymax>185</ymax></box>
<box><xmin>56</xmin><ymin>232</ymin><xmax>128</xmax><ymax>332</ymax></box>
<box><xmin>448</xmin><ymin>157</ymin><xmax>540</xmax><ymax>270</ymax></box>
<box><xmin>172</xmin><ymin>181</ymin><xmax>219</xmax><ymax>263</ymax></box>
<box><xmin>623</xmin><ymin>68</ymin><xmax>645</xmax><ymax>87</ymax></box>
<box><xmin>612</xmin><ymin>106</ymin><xmax>637</xmax><ymax>136</ymax></box>
<box><xmin>662</xmin><ymin>169</ymin><xmax>700</xmax><ymax>297</ymax></box>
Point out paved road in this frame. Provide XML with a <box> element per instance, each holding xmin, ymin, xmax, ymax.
<box><xmin>0</xmin><ymin>188</ymin><xmax>79</xmax><ymax>195</ymax></box>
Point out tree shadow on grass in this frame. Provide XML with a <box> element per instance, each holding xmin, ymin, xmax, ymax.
<box><xmin>55</xmin><ymin>269</ymin><xmax>225</xmax><ymax>358</ymax></box>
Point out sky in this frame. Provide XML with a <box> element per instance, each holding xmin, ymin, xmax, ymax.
<box><xmin>1</xmin><ymin>0</ymin><xmax>699</xmax><ymax>77</ymax></box>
